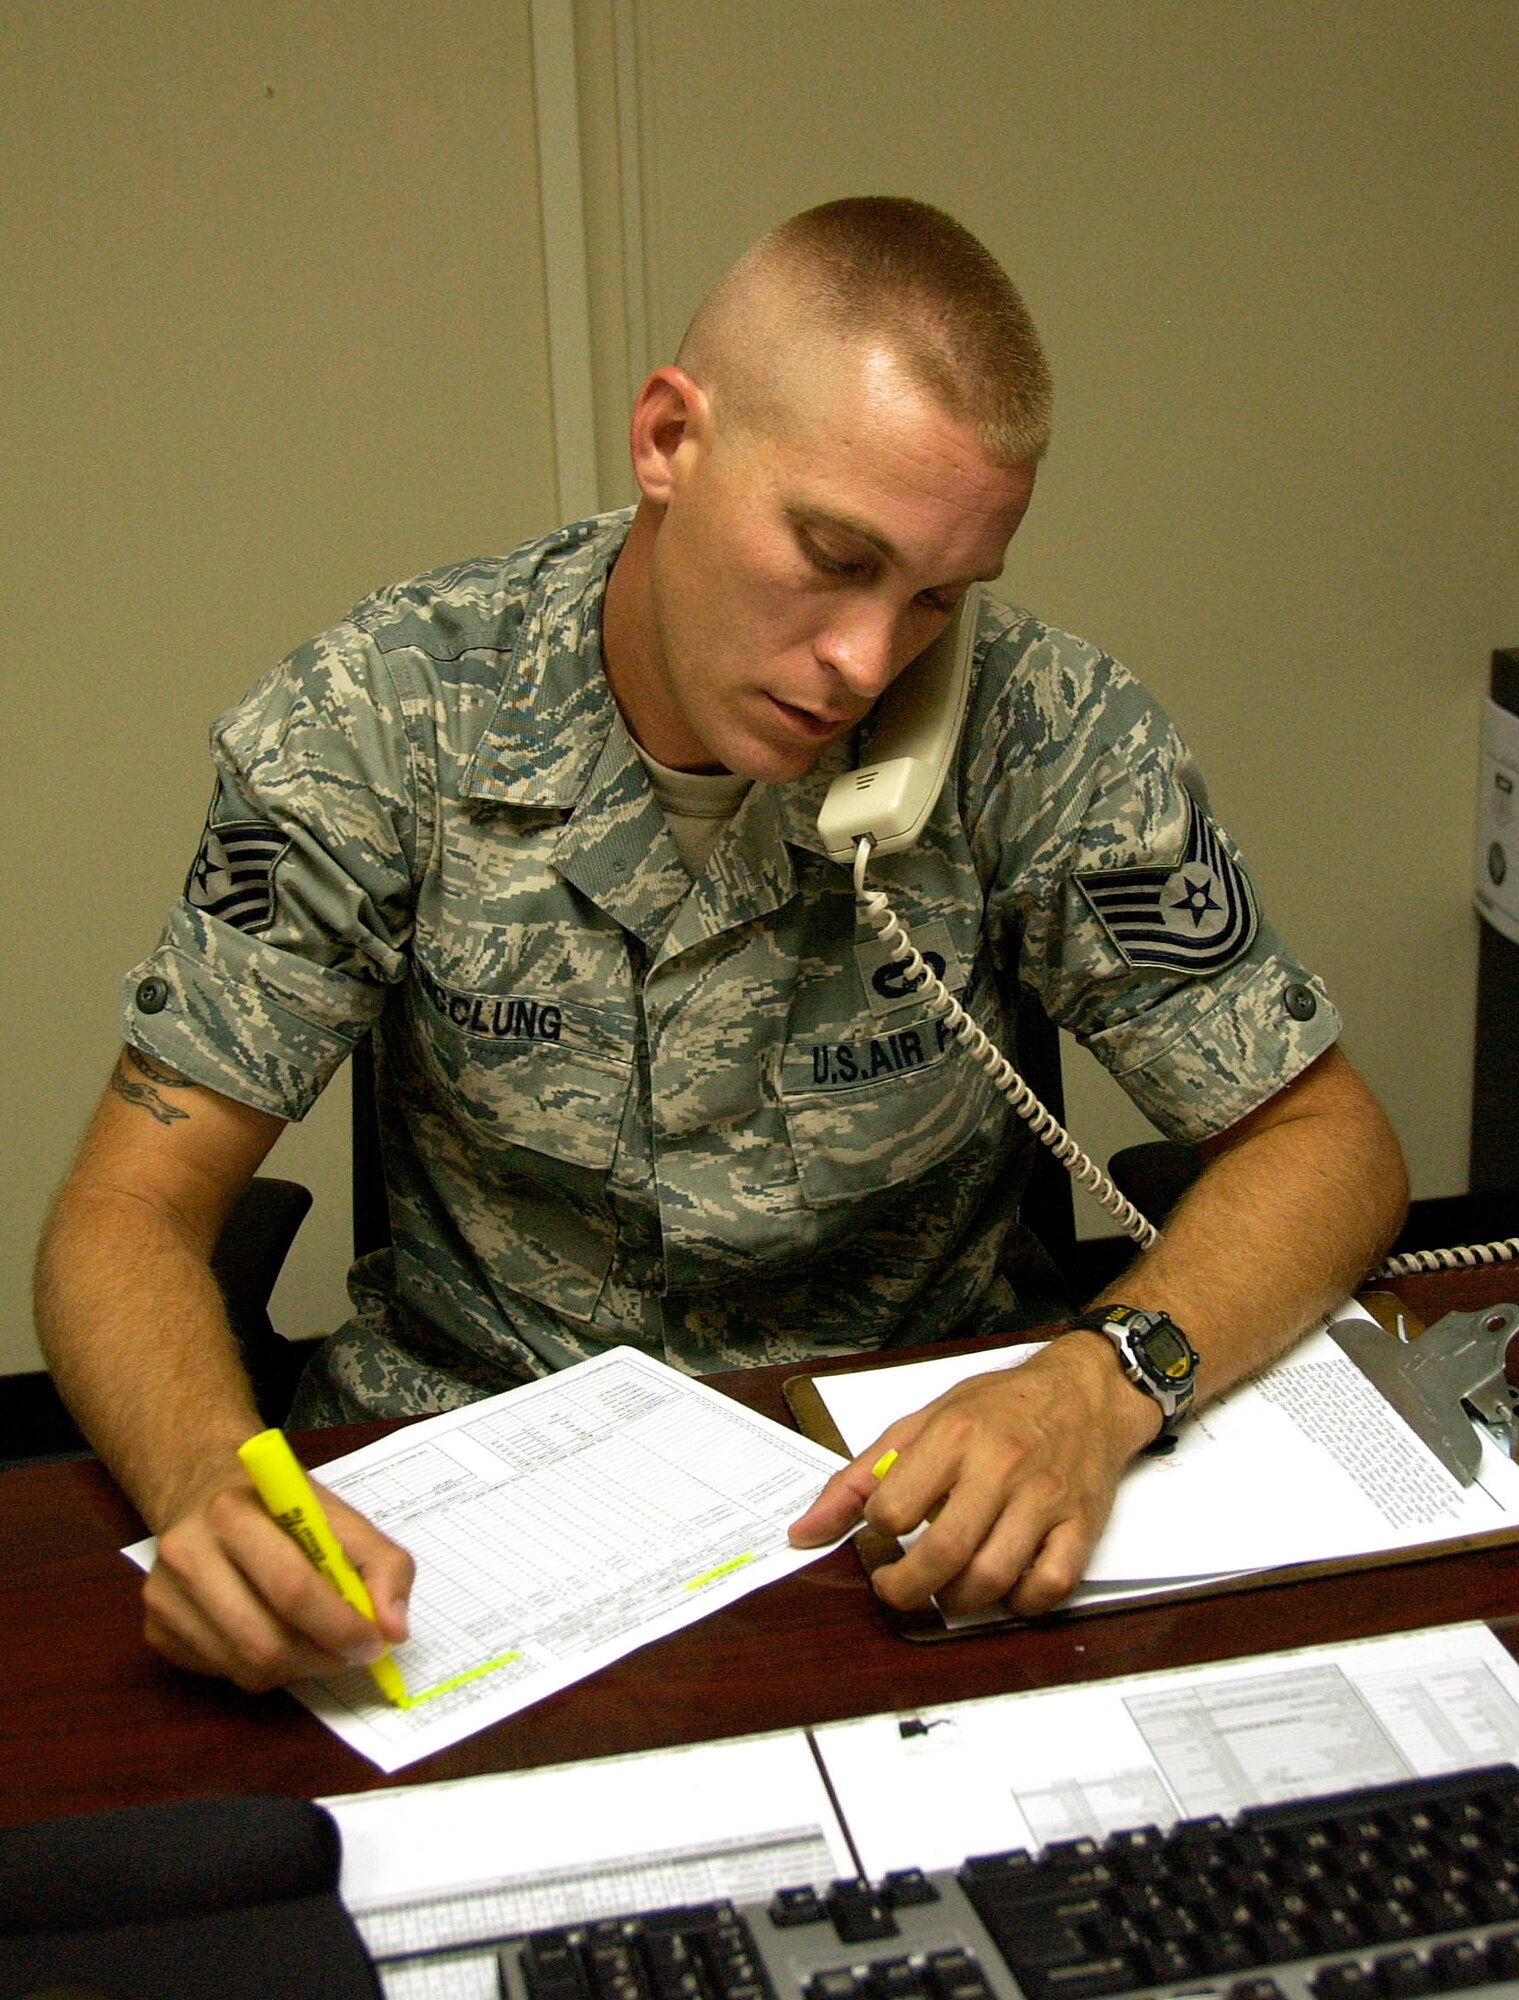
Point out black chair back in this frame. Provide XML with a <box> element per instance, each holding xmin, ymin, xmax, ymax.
<box><xmin>1010</xmin><ymin>986</ymin><xmax>1079</xmax><ymax>1294</ymax></box>
<box><xmin>351</xmin><ymin>1035</ymin><xmax>391</xmax><ymax>1259</ymax></box>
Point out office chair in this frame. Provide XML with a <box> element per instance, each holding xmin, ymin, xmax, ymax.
<box><xmin>218</xmin><ymin>1038</ymin><xmax>390</xmax><ymax>1425</ymax></box>
<box><xmin>212</xmin><ymin>1175</ymin><xmax>319</xmax><ymax>1425</ymax></box>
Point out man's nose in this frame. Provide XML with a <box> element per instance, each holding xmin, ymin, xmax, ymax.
<box><xmin>815</xmin><ymin>607</ymin><xmax>901</xmax><ymax>702</ymax></box>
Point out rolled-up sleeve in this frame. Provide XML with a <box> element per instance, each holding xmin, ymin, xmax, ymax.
<box><xmin>122</xmin><ymin>621</ymin><xmax>427</xmax><ymax>1120</ymax></box>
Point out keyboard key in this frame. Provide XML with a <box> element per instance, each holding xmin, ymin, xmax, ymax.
<box><xmin>1371</xmin><ymin>1950</ymin><xmax>1432</xmax><ymax>1996</ymax></box>
<box><xmin>1022</xmin><ymin>1951</ymin><xmax>1142</xmax><ymax>1999</ymax></box>
<box><xmin>1253</xmin><ymin>1916</ymin><xmax>1310</xmax><ymax>1960</ymax></box>
<box><xmin>768</xmin><ymin>1887</ymin><xmax>824</xmax><ymax>1929</ymax></box>
<box><xmin>1143</xmin><ymin>1937</ymin><xmax>1200</xmax><ymax>1983</ymax></box>
<box><xmin>923</xmin><ymin>1949</ymin><xmax>995</xmax><ymax>2000</ymax></box>
<box><xmin>1363</xmin><ymin>1898</ymin><xmax>1423</xmax><ymax>1943</ymax></box>
<box><xmin>1423</xmin><ymin>1940</ymin><xmax>1488</xmax><ymax>1990</ymax></box>
<box><xmin>826</xmin><ymin>1880</ymin><xmax>897</xmax><ymax>1944</ymax></box>
<box><xmin>1417</xmin><ymin>1888</ymin><xmax>1474</xmax><ymax>1931</ymax></box>
<box><xmin>1486</xmin><ymin>1931</ymin><xmax>1519</xmax><ymax>1979</ymax></box>
<box><xmin>808</xmin><ymin>1971</ymin><xmax>861</xmax><ymax>2000</ymax></box>
<box><xmin>869</xmin><ymin>1955</ymin><xmax>930</xmax><ymax>2000</ymax></box>
<box><xmin>1201</xmin><ymin>1934</ymin><xmax>1262</xmax><ymax>1977</ymax></box>
<box><xmin>1472</xmin><ymin>1876</ymin><xmax>1519</xmax><ymax>1922</ymax></box>
<box><xmin>1004</xmin><ymin>1921</ymin><xmax>1088</xmax><ymax>1971</ymax></box>
<box><xmin>1311</xmin><ymin>1965</ymin><xmax>1379</xmax><ymax>2000</ymax></box>
<box><xmin>882</xmin><ymin>1869</ymin><xmax>940</xmax><ymax>1909</ymax></box>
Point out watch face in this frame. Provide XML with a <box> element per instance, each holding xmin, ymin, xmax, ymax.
<box><xmin>1137</xmin><ymin>1321</ymin><xmax>1194</xmax><ymax>1384</ymax></box>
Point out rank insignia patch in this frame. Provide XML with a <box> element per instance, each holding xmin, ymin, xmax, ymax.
<box><xmin>1076</xmin><ymin>795</ymin><xmax>1258</xmax><ymax>974</ymax></box>
<box><xmin>185</xmin><ymin>820</ymin><xmax>289</xmax><ymax>933</ymax></box>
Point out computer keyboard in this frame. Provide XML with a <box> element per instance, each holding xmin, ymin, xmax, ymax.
<box><xmin>956</xmin><ymin>1765</ymin><xmax>1519</xmax><ymax>2000</ymax></box>
<box><xmin>368</xmin><ymin>1765</ymin><xmax>1519</xmax><ymax>2000</ymax></box>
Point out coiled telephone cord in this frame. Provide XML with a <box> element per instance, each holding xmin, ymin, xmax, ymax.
<box><xmin>852</xmin><ymin>840</ymin><xmax>1158</xmax><ymax>1250</ymax></box>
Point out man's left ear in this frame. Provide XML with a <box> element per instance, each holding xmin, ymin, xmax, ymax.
<box><xmin>628</xmin><ymin>366</ymin><xmax>708</xmax><ymax>505</ymax></box>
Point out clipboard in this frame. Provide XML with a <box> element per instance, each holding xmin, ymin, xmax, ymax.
<box><xmin>783</xmin><ymin>1293</ymin><xmax>1519</xmax><ymax>1643</ymax></box>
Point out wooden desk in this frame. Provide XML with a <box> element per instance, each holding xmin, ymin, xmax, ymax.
<box><xmin>4</xmin><ymin>1266</ymin><xmax>1517</xmax><ymax>1830</ymax></box>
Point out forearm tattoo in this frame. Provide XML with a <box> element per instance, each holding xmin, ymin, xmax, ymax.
<box><xmin>111</xmin><ymin>1048</ymin><xmax>194</xmax><ymax>1126</ymax></box>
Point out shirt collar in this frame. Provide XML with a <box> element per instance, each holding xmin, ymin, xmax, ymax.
<box><xmin>459</xmin><ymin>509</ymin><xmax>633</xmax><ymax>808</ymax></box>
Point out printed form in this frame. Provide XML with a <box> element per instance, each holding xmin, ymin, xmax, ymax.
<box><xmin>813</xmin><ymin>1620</ymin><xmax>1519</xmax><ymax>1879</ymax></box>
<box><xmin>327</xmin><ymin>1731</ymin><xmax>855</xmax><ymax>2000</ymax></box>
<box><xmin>125</xmin><ymin>1348</ymin><xmax>845</xmax><ymax>1772</ymax></box>
<box><xmin>810</xmin><ymin>1302</ymin><xmax>1519</xmax><ymax>1612</ymax></box>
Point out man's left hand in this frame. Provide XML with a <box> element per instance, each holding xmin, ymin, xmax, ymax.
<box><xmin>787</xmin><ymin>1331</ymin><xmax>1157</xmax><ymax>1617</ymax></box>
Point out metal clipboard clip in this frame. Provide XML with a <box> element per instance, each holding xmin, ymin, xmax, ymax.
<box><xmin>1330</xmin><ymin>1303</ymin><xmax>1519</xmax><ymax>1485</ymax></box>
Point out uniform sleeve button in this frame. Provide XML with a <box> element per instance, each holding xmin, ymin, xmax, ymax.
<box><xmin>1283</xmin><ymin>982</ymin><xmax>1317</xmax><ymax>1021</ymax></box>
<box><xmin>135</xmin><ymin>975</ymin><xmax>169</xmax><ymax>1014</ymax></box>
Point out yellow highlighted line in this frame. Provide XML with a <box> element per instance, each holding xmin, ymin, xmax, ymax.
<box><xmin>684</xmin><ymin>1553</ymin><xmax>755</xmax><ymax>1591</ymax></box>
<box><xmin>395</xmin><ymin>1649</ymin><xmax>522</xmax><ymax>1709</ymax></box>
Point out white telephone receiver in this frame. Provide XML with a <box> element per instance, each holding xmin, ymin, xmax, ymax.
<box><xmin>816</xmin><ymin>590</ymin><xmax>979</xmax><ymax>864</ymax></box>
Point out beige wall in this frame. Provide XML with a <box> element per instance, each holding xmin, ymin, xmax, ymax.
<box><xmin>4</xmin><ymin>1</ymin><xmax>1517</xmax><ymax>1377</ymax></box>
<box><xmin>2</xmin><ymin>1</ymin><xmax>556</xmax><ymax>1373</ymax></box>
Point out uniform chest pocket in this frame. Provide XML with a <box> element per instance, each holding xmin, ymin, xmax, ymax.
<box><xmin>779</xmin><ymin>1003</ymin><xmax>1008</xmax><ymax>1208</ymax></box>
<box><xmin>408</xmin><ymin>960</ymin><xmax>635</xmax><ymax>1172</ymax></box>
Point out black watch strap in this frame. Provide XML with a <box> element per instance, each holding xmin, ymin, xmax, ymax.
<box><xmin>1070</xmin><ymin>1304</ymin><xmax>1199</xmax><ymax>1452</ymax></box>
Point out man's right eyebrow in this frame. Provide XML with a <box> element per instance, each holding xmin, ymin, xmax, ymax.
<box><xmin>786</xmin><ymin>505</ymin><xmax>898</xmax><ymax>560</ymax></box>
<box><xmin>787</xmin><ymin>505</ymin><xmax>1006</xmax><ymax>587</ymax></box>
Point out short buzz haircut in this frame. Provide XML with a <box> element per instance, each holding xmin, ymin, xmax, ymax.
<box><xmin>678</xmin><ymin>196</ymin><xmax>1053</xmax><ymax>466</ymax></box>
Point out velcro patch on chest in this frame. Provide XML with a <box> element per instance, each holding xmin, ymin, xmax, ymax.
<box><xmin>1076</xmin><ymin>795</ymin><xmax>1258</xmax><ymax>974</ymax></box>
<box><xmin>852</xmin><ymin>919</ymin><xmax>966</xmax><ymax>1018</ymax></box>
<box><xmin>184</xmin><ymin>819</ymin><xmax>290</xmax><ymax>933</ymax></box>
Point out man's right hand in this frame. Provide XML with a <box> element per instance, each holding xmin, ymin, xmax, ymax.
<box><xmin>144</xmin><ymin>1465</ymin><xmax>415</xmax><ymax>1693</ymax></box>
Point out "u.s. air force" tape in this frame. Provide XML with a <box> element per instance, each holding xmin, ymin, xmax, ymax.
<box><xmin>1076</xmin><ymin>795</ymin><xmax>1258</xmax><ymax>974</ymax></box>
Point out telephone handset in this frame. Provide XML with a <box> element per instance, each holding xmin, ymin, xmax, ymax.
<box><xmin>814</xmin><ymin>594</ymin><xmax>1519</xmax><ymax>1284</ymax></box>
<box><xmin>817</xmin><ymin>587</ymin><xmax>980</xmax><ymax>863</ymax></box>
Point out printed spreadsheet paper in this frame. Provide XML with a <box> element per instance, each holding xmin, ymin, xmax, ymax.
<box><xmin>326</xmin><ymin>1729</ymin><xmax>856</xmax><ymax>1944</ymax></box>
<box><xmin>123</xmin><ymin>1348</ymin><xmax>846</xmax><ymax>1772</ymax></box>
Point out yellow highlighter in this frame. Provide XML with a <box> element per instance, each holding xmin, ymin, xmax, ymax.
<box><xmin>237</xmin><ymin>1427</ymin><xmax>409</xmax><ymax>1707</ymax></box>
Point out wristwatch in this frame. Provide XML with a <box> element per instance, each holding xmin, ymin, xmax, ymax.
<box><xmin>1071</xmin><ymin>1304</ymin><xmax>1199</xmax><ymax>1452</ymax></box>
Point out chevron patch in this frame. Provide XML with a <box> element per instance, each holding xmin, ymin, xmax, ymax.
<box><xmin>185</xmin><ymin>819</ymin><xmax>289</xmax><ymax>933</ymax></box>
<box><xmin>1076</xmin><ymin>795</ymin><xmax>1258</xmax><ymax>973</ymax></box>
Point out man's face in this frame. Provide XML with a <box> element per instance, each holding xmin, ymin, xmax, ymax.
<box><xmin>624</xmin><ymin>348</ymin><xmax>1037</xmax><ymax>782</ymax></box>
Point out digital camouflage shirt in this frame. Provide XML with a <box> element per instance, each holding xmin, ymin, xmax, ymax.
<box><xmin>122</xmin><ymin>511</ymin><xmax>1340</xmax><ymax>1421</ymax></box>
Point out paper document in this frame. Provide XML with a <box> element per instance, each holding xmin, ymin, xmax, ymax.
<box><xmin>325</xmin><ymin>1730</ymin><xmax>855</xmax><ymax>1998</ymax></box>
<box><xmin>813</xmin><ymin>1621</ymin><xmax>1519</xmax><ymax>1879</ymax></box>
<box><xmin>125</xmin><ymin>1347</ymin><xmax>845</xmax><ymax>1772</ymax></box>
<box><xmin>810</xmin><ymin>1302</ymin><xmax>1519</xmax><ymax>1615</ymax></box>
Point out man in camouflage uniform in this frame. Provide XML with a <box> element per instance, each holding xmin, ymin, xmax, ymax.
<box><xmin>37</xmin><ymin>198</ymin><xmax>1406</xmax><ymax>1694</ymax></box>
